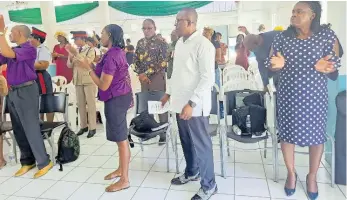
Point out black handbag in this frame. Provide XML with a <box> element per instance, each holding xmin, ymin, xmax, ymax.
<box><xmin>232</xmin><ymin>105</ymin><xmax>266</xmax><ymax>135</ymax></box>
<box><xmin>130</xmin><ymin>110</ymin><xmax>160</xmax><ymax>133</ymax></box>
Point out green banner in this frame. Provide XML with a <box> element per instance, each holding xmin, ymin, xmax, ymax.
<box><xmin>108</xmin><ymin>1</ymin><xmax>212</xmax><ymax>16</ymax></box>
<box><xmin>8</xmin><ymin>1</ymin><xmax>99</xmax><ymax>24</ymax></box>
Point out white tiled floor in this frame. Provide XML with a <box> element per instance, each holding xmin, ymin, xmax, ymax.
<box><xmin>0</xmin><ymin>124</ymin><xmax>346</xmax><ymax>200</ymax></box>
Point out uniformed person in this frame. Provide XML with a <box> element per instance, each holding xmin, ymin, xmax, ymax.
<box><xmin>29</xmin><ymin>27</ymin><xmax>54</xmax><ymax>122</ymax></box>
<box><xmin>0</xmin><ymin>21</ymin><xmax>53</xmax><ymax>178</ymax></box>
<box><xmin>66</xmin><ymin>31</ymin><xmax>97</xmax><ymax>138</ymax></box>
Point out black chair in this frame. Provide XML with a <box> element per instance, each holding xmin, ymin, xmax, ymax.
<box><xmin>222</xmin><ymin>90</ymin><xmax>278</xmax><ymax>179</ymax></box>
<box><xmin>173</xmin><ymin>86</ymin><xmax>225</xmax><ymax>176</ymax></box>
<box><xmin>1</xmin><ymin>97</ymin><xmax>17</xmax><ymax>163</ymax></box>
<box><xmin>39</xmin><ymin>92</ymin><xmax>69</xmax><ymax>164</ymax></box>
<box><xmin>129</xmin><ymin>91</ymin><xmax>175</xmax><ymax>173</ymax></box>
<box><xmin>3</xmin><ymin>92</ymin><xmax>69</xmax><ymax>164</ymax></box>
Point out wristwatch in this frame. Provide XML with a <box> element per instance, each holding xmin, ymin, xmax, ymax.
<box><xmin>188</xmin><ymin>100</ymin><xmax>196</xmax><ymax>108</ymax></box>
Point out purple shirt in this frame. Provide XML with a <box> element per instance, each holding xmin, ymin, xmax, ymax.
<box><xmin>95</xmin><ymin>47</ymin><xmax>132</xmax><ymax>102</ymax></box>
<box><xmin>0</xmin><ymin>41</ymin><xmax>37</xmax><ymax>86</ymax></box>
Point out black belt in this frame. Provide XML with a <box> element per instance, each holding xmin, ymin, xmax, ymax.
<box><xmin>9</xmin><ymin>81</ymin><xmax>35</xmax><ymax>90</ymax></box>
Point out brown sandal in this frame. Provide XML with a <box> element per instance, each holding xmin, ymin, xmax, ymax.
<box><xmin>104</xmin><ymin>170</ymin><xmax>122</xmax><ymax>180</ymax></box>
<box><xmin>105</xmin><ymin>181</ymin><xmax>130</xmax><ymax>192</ymax></box>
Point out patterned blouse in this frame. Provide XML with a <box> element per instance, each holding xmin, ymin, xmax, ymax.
<box><xmin>133</xmin><ymin>35</ymin><xmax>168</xmax><ymax>77</ymax></box>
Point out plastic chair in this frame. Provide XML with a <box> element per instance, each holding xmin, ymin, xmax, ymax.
<box><xmin>65</xmin><ymin>83</ymin><xmax>78</xmax><ymax>131</ymax></box>
<box><xmin>221</xmin><ymin>90</ymin><xmax>278</xmax><ymax>179</ymax></box>
<box><xmin>222</xmin><ymin>65</ymin><xmax>249</xmax><ymax>84</ymax></box>
<box><xmin>129</xmin><ymin>91</ymin><xmax>175</xmax><ymax>173</ymax></box>
<box><xmin>51</xmin><ymin>76</ymin><xmax>68</xmax><ymax>93</ymax></box>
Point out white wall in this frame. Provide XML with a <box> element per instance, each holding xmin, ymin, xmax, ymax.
<box><xmin>327</xmin><ymin>1</ymin><xmax>346</xmax><ymax>75</ymax></box>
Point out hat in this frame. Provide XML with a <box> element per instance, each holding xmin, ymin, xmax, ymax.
<box><xmin>274</xmin><ymin>26</ymin><xmax>284</xmax><ymax>31</ymax></box>
<box><xmin>31</xmin><ymin>27</ymin><xmax>46</xmax><ymax>39</ymax></box>
<box><xmin>70</xmin><ymin>31</ymin><xmax>88</xmax><ymax>39</ymax></box>
<box><xmin>54</xmin><ymin>31</ymin><xmax>67</xmax><ymax>39</ymax></box>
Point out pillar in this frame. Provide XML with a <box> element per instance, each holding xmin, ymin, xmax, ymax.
<box><xmin>40</xmin><ymin>1</ymin><xmax>57</xmax><ymax>51</ymax></box>
<box><xmin>270</xmin><ymin>4</ymin><xmax>278</xmax><ymax>30</ymax></box>
<box><xmin>99</xmin><ymin>1</ymin><xmax>110</xmax><ymax>28</ymax></box>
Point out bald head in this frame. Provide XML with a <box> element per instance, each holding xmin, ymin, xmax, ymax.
<box><xmin>175</xmin><ymin>8</ymin><xmax>198</xmax><ymax>38</ymax></box>
<box><xmin>9</xmin><ymin>25</ymin><xmax>31</xmax><ymax>44</ymax></box>
<box><xmin>179</xmin><ymin>8</ymin><xmax>198</xmax><ymax>24</ymax></box>
<box><xmin>14</xmin><ymin>25</ymin><xmax>31</xmax><ymax>38</ymax></box>
<box><xmin>243</xmin><ymin>34</ymin><xmax>262</xmax><ymax>52</ymax></box>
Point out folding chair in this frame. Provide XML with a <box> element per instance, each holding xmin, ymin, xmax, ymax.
<box><xmin>222</xmin><ymin>89</ymin><xmax>278</xmax><ymax>179</ymax></box>
<box><xmin>129</xmin><ymin>91</ymin><xmax>176</xmax><ymax>173</ymax></box>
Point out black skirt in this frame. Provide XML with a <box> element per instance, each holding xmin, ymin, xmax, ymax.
<box><xmin>104</xmin><ymin>92</ymin><xmax>132</xmax><ymax>142</ymax></box>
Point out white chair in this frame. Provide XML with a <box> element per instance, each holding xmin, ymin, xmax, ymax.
<box><xmin>65</xmin><ymin>82</ymin><xmax>78</xmax><ymax>131</ymax></box>
<box><xmin>51</xmin><ymin>76</ymin><xmax>68</xmax><ymax>93</ymax></box>
<box><xmin>222</xmin><ymin>65</ymin><xmax>249</xmax><ymax>85</ymax></box>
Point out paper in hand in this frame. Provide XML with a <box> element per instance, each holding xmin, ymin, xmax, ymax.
<box><xmin>148</xmin><ymin>101</ymin><xmax>170</xmax><ymax>114</ymax></box>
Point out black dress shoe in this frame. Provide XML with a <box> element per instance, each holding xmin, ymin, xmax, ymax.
<box><xmin>87</xmin><ymin>129</ymin><xmax>96</xmax><ymax>138</ymax></box>
<box><xmin>77</xmin><ymin>127</ymin><xmax>88</xmax><ymax>136</ymax></box>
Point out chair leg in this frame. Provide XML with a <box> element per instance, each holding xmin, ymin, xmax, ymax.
<box><xmin>329</xmin><ymin>135</ymin><xmax>335</xmax><ymax>187</ymax></box>
<box><xmin>219</xmin><ymin>127</ymin><xmax>226</xmax><ymax>178</ymax></box>
<box><xmin>139</xmin><ymin>139</ymin><xmax>144</xmax><ymax>151</ymax></box>
<box><xmin>264</xmin><ymin>138</ymin><xmax>268</xmax><ymax>158</ymax></box>
<box><xmin>50</xmin><ymin>136</ymin><xmax>56</xmax><ymax>165</ymax></box>
<box><xmin>273</xmin><ymin>133</ymin><xmax>279</xmax><ymax>183</ymax></box>
<box><xmin>166</xmin><ymin>132</ymin><xmax>170</xmax><ymax>173</ymax></box>
<box><xmin>226</xmin><ymin>137</ymin><xmax>231</xmax><ymax>157</ymax></box>
<box><xmin>174</xmin><ymin>131</ymin><xmax>179</xmax><ymax>174</ymax></box>
<box><xmin>100</xmin><ymin>110</ymin><xmax>107</xmax><ymax>132</ymax></box>
<box><xmin>45</xmin><ymin>133</ymin><xmax>55</xmax><ymax>165</ymax></box>
<box><xmin>9</xmin><ymin>132</ymin><xmax>18</xmax><ymax>163</ymax></box>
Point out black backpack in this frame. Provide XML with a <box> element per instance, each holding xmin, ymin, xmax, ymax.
<box><xmin>56</xmin><ymin>126</ymin><xmax>80</xmax><ymax>171</ymax></box>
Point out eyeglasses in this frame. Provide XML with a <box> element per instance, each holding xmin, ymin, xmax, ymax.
<box><xmin>142</xmin><ymin>27</ymin><xmax>154</xmax><ymax>31</ymax></box>
<box><xmin>175</xmin><ymin>19</ymin><xmax>194</xmax><ymax>26</ymax></box>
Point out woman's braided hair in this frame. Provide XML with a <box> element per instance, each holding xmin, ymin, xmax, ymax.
<box><xmin>284</xmin><ymin>1</ymin><xmax>331</xmax><ymax>37</ymax></box>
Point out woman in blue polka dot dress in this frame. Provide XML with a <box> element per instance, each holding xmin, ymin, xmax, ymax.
<box><xmin>266</xmin><ymin>2</ymin><xmax>341</xmax><ymax>200</ymax></box>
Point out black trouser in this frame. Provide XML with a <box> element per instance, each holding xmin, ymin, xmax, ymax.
<box><xmin>7</xmin><ymin>83</ymin><xmax>50</xmax><ymax>169</ymax></box>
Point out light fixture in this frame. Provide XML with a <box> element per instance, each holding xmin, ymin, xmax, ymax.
<box><xmin>6</xmin><ymin>1</ymin><xmax>28</xmax><ymax>11</ymax></box>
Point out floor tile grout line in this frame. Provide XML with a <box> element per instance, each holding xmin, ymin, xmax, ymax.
<box><xmin>131</xmin><ymin>143</ymin><xmax>167</xmax><ymax>200</ymax></box>
<box><xmin>97</xmin><ymin>144</ymin><xmax>144</xmax><ymax>200</ymax></box>
<box><xmin>233</xmin><ymin>148</ymin><xmax>236</xmax><ymax>199</ymax></box>
<box><xmin>259</xmin><ymin>149</ymin><xmax>271</xmax><ymax>199</ymax></box>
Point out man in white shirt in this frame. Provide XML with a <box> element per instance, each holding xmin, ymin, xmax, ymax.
<box><xmin>161</xmin><ymin>8</ymin><xmax>217</xmax><ymax>200</ymax></box>
<box><xmin>30</xmin><ymin>27</ymin><xmax>54</xmax><ymax>122</ymax></box>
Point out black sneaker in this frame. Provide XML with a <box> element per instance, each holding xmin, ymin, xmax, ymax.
<box><xmin>171</xmin><ymin>173</ymin><xmax>200</xmax><ymax>185</ymax></box>
<box><xmin>77</xmin><ymin>127</ymin><xmax>88</xmax><ymax>136</ymax></box>
<box><xmin>191</xmin><ymin>185</ymin><xmax>218</xmax><ymax>200</ymax></box>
